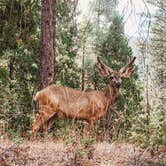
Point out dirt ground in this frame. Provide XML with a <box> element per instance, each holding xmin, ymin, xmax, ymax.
<box><xmin>0</xmin><ymin>140</ymin><xmax>165</xmax><ymax>166</ymax></box>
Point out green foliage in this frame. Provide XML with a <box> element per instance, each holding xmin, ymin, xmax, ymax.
<box><xmin>0</xmin><ymin>0</ymin><xmax>163</xmax><ymax>150</ymax></box>
<box><xmin>57</xmin><ymin>56</ymin><xmax>81</xmax><ymax>88</ymax></box>
<box><xmin>0</xmin><ymin>0</ymin><xmax>81</xmax><ymax>136</ymax></box>
<box><xmin>0</xmin><ymin>0</ymin><xmax>40</xmax><ymax>134</ymax></box>
<box><xmin>132</xmin><ymin>0</ymin><xmax>166</xmax><ymax>148</ymax></box>
<box><xmin>89</xmin><ymin>15</ymin><xmax>142</xmax><ymax>140</ymax></box>
<box><xmin>56</xmin><ymin>0</ymin><xmax>81</xmax><ymax>89</ymax></box>
<box><xmin>148</xmin><ymin>0</ymin><xmax>166</xmax><ymax>111</ymax></box>
<box><xmin>131</xmin><ymin>106</ymin><xmax>166</xmax><ymax>148</ymax></box>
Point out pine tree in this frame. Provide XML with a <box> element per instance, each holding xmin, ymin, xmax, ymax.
<box><xmin>95</xmin><ymin>15</ymin><xmax>142</xmax><ymax>139</ymax></box>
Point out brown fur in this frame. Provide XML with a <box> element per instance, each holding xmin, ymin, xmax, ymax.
<box><xmin>32</xmin><ymin>57</ymin><xmax>136</xmax><ymax>139</ymax></box>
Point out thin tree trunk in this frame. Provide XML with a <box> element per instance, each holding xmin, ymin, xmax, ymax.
<box><xmin>81</xmin><ymin>44</ymin><xmax>85</xmax><ymax>91</ymax></box>
<box><xmin>145</xmin><ymin>61</ymin><xmax>150</xmax><ymax>133</ymax></box>
<box><xmin>9</xmin><ymin>55</ymin><xmax>15</xmax><ymax>80</ymax></box>
<box><xmin>40</xmin><ymin>0</ymin><xmax>56</xmax><ymax>89</ymax></box>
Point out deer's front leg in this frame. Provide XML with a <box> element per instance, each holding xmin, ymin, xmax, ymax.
<box><xmin>32</xmin><ymin>106</ymin><xmax>56</xmax><ymax>139</ymax></box>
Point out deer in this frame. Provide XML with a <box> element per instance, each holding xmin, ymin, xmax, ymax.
<box><xmin>32</xmin><ymin>56</ymin><xmax>136</xmax><ymax>139</ymax></box>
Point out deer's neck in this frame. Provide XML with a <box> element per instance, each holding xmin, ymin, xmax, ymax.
<box><xmin>104</xmin><ymin>84</ymin><xmax>119</xmax><ymax>105</ymax></box>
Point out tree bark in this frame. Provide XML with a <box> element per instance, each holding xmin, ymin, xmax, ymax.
<box><xmin>40</xmin><ymin>0</ymin><xmax>56</xmax><ymax>89</ymax></box>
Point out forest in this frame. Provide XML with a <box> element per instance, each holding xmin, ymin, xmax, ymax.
<box><xmin>0</xmin><ymin>0</ymin><xmax>165</xmax><ymax>165</ymax></box>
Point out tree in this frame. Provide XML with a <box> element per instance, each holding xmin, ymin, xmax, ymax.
<box><xmin>148</xmin><ymin>0</ymin><xmax>166</xmax><ymax>110</ymax></box>
<box><xmin>80</xmin><ymin>0</ymin><xmax>118</xmax><ymax>90</ymax></box>
<box><xmin>40</xmin><ymin>0</ymin><xmax>56</xmax><ymax>89</ymax></box>
<box><xmin>141</xmin><ymin>0</ymin><xmax>166</xmax><ymax>146</ymax></box>
<box><xmin>0</xmin><ymin>0</ymin><xmax>80</xmax><ymax>134</ymax></box>
<box><xmin>56</xmin><ymin>0</ymin><xmax>81</xmax><ymax>89</ymax></box>
<box><xmin>90</xmin><ymin>15</ymin><xmax>142</xmax><ymax>140</ymax></box>
<box><xmin>0</xmin><ymin>0</ymin><xmax>40</xmax><ymax>133</ymax></box>
<box><xmin>130</xmin><ymin>0</ymin><xmax>165</xmax><ymax>147</ymax></box>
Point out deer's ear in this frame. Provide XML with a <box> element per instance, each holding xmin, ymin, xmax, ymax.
<box><xmin>120</xmin><ymin>57</ymin><xmax>136</xmax><ymax>78</ymax></box>
<box><xmin>97</xmin><ymin>57</ymin><xmax>114</xmax><ymax>76</ymax></box>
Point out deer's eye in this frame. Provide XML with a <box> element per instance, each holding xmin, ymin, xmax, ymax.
<box><xmin>110</xmin><ymin>76</ymin><xmax>114</xmax><ymax>79</ymax></box>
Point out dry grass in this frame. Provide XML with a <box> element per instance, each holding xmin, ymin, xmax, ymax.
<box><xmin>0</xmin><ymin>139</ymin><xmax>165</xmax><ymax>166</ymax></box>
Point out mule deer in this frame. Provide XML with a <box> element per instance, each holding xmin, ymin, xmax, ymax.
<box><xmin>32</xmin><ymin>57</ymin><xmax>136</xmax><ymax>139</ymax></box>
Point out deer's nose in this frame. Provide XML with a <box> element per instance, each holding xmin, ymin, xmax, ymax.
<box><xmin>116</xmin><ymin>82</ymin><xmax>121</xmax><ymax>88</ymax></box>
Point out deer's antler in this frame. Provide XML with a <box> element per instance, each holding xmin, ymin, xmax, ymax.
<box><xmin>120</xmin><ymin>57</ymin><xmax>136</xmax><ymax>77</ymax></box>
<box><xmin>97</xmin><ymin>57</ymin><xmax>114</xmax><ymax>76</ymax></box>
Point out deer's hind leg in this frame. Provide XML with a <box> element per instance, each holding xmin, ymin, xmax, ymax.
<box><xmin>32</xmin><ymin>105</ymin><xmax>57</xmax><ymax>139</ymax></box>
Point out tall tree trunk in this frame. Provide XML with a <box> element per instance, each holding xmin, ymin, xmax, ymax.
<box><xmin>81</xmin><ymin>44</ymin><xmax>85</xmax><ymax>91</ymax></box>
<box><xmin>40</xmin><ymin>0</ymin><xmax>56</xmax><ymax>89</ymax></box>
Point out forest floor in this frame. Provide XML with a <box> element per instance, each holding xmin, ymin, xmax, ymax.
<box><xmin>0</xmin><ymin>139</ymin><xmax>165</xmax><ymax>166</ymax></box>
